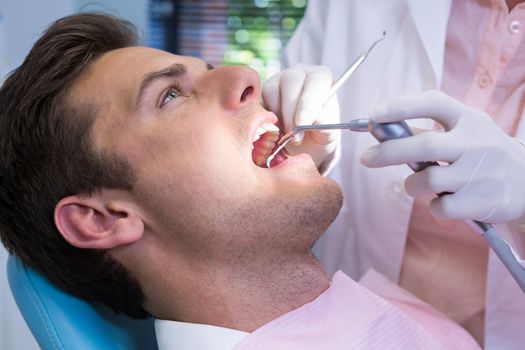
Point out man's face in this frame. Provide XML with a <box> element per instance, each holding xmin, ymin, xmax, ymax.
<box><xmin>70</xmin><ymin>47</ymin><xmax>342</xmax><ymax>259</ymax></box>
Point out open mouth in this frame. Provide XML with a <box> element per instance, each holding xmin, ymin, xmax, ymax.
<box><xmin>251</xmin><ymin>123</ymin><xmax>288</xmax><ymax>168</ymax></box>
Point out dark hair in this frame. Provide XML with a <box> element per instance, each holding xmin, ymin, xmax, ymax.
<box><xmin>0</xmin><ymin>13</ymin><xmax>149</xmax><ymax>318</ymax></box>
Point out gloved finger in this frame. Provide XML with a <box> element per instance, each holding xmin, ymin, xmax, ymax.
<box><xmin>411</xmin><ymin>126</ymin><xmax>437</xmax><ymax>135</ymax></box>
<box><xmin>405</xmin><ymin>165</ymin><xmax>466</xmax><ymax>197</ymax></box>
<box><xmin>280</xmin><ymin>68</ymin><xmax>307</xmax><ymax>135</ymax></box>
<box><xmin>429</xmin><ymin>193</ymin><xmax>496</xmax><ymax>221</ymax></box>
<box><xmin>262</xmin><ymin>73</ymin><xmax>282</xmax><ymax>117</ymax></box>
<box><xmin>295</xmin><ymin>66</ymin><xmax>333</xmax><ymax>125</ymax></box>
<box><xmin>300</xmin><ymin>104</ymin><xmax>341</xmax><ymax>147</ymax></box>
<box><xmin>369</xmin><ymin>90</ymin><xmax>464</xmax><ymax>131</ymax></box>
<box><xmin>304</xmin><ymin>126</ymin><xmax>340</xmax><ymax>146</ymax></box>
<box><xmin>361</xmin><ymin>131</ymin><xmax>463</xmax><ymax>167</ymax></box>
<box><xmin>298</xmin><ymin>110</ymin><xmax>340</xmax><ymax>147</ymax></box>
<box><xmin>291</xmin><ymin>67</ymin><xmax>333</xmax><ymax>144</ymax></box>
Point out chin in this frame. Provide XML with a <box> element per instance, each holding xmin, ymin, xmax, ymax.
<box><xmin>305</xmin><ymin>177</ymin><xmax>343</xmax><ymax>236</ymax></box>
<box><xmin>266</xmin><ymin>175</ymin><xmax>343</xmax><ymax>248</ymax></box>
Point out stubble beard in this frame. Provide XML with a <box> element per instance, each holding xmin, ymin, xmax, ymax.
<box><xmin>220</xmin><ymin>175</ymin><xmax>344</xmax><ymax>261</ymax></box>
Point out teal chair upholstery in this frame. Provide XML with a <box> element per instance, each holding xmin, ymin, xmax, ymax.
<box><xmin>7</xmin><ymin>255</ymin><xmax>158</xmax><ymax>350</ymax></box>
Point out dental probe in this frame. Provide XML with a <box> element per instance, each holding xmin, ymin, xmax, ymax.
<box><xmin>266</xmin><ymin>32</ymin><xmax>387</xmax><ymax>167</ymax></box>
<box><xmin>321</xmin><ymin>31</ymin><xmax>386</xmax><ymax>107</ymax></box>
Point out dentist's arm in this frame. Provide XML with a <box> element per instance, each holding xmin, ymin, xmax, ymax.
<box><xmin>262</xmin><ymin>64</ymin><xmax>341</xmax><ymax>174</ymax></box>
<box><xmin>362</xmin><ymin>90</ymin><xmax>525</xmax><ymax>224</ymax></box>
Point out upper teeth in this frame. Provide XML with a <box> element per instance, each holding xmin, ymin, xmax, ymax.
<box><xmin>253</xmin><ymin>123</ymin><xmax>279</xmax><ymax>142</ymax></box>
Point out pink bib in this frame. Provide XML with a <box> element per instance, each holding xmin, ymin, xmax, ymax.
<box><xmin>234</xmin><ymin>271</ymin><xmax>480</xmax><ymax>349</ymax></box>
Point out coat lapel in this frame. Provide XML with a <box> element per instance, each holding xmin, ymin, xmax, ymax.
<box><xmin>406</xmin><ymin>0</ymin><xmax>452</xmax><ymax>87</ymax></box>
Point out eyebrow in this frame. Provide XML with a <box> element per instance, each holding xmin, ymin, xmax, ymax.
<box><xmin>135</xmin><ymin>63</ymin><xmax>187</xmax><ymax>109</ymax></box>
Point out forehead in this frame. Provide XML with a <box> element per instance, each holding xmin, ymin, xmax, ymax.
<box><xmin>69</xmin><ymin>46</ymin><xmax>205</xmax><ymax>110</ymax></box>
<box><xmin>90</xmin><ymin>46</ymin><xmax>204</xmax><ymax>79</ymax></box>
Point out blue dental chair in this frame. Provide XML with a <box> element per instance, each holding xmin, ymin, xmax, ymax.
<box><xmin>6</xmin><ymin>255</ymin><xmax>158</xmax><ymax>350</ymax></box>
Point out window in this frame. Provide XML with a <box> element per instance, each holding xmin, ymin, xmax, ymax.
<box><xmin>148</xmin><ymin>0</ymin><xmax>306</xmax><ymax>79</ymax></box>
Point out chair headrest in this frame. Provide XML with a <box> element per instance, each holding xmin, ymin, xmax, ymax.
<box><xmin>7</xmin><ymin>255</ymin><xmax>158</xmax><ymax>350</ymax></box>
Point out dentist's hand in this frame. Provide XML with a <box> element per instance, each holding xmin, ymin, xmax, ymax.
<box><xmin>361</xmin><ymin>90</ymin><xmax>525</xmax><ymax>224</ymax></box>
<box><xmin>262</xmin><ymin>64</ymin><xmax>340</xmax><ymax>174</ymax></box>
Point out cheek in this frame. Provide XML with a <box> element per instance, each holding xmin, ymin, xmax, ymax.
<box><xmin>184</xmin><ymin>129</ymin><xmax>253</xmax><ymax>194</ymax></box>
<box><xmin>131</xmin><ymin>123</ymin><xmax>250</xmax><ymax>195</ymax></box>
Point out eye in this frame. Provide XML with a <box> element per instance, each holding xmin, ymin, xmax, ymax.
<box><xmin>159</xmin><ymin>84</ymin><xmax>182</xmax><ymax>107</ymax></box>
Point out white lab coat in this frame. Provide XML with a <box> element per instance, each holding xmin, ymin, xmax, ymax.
<box><xmin>283</xmin><ymin>0</ymin><xmax>525</xmax><ymax>348</ymax></box>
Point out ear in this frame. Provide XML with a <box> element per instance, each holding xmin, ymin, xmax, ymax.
<box><xmin>54</xmin><ymin>192</ymin><xmax>144</xmax><ymax>249</ymax></box>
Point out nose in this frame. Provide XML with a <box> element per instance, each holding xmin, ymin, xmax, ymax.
<box><xmin>202</xmin><ymin>66</ymin><xmax>261</xmax><ymax>111</ymax></box>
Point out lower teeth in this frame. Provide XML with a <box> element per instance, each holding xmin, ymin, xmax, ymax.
<box><xmin>252</xmin><ymin>131</ymin><xmax>279</xmax><ymax>167</ymax></box>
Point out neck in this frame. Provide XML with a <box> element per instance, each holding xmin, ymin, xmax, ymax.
<box><xmin>146</xmin><ymin>251</ymin><xmax>329</xmax><ymax>332</ymax></box>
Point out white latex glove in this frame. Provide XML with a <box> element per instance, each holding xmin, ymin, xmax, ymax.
<box><xmin>361</xmin><ymin>90</ymin><xmax>525</xmax><ymax>224</ymax></box>
<box><xmin>262</xmin><ymin>64</ymin><xmax>340</xmax><ymax>174</ymax></box>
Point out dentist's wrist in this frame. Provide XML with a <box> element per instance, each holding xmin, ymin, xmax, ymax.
<box><xmin>509</xmin><ymin>137</ymin><xmax>525</xmax><ymax>225</ymax></box>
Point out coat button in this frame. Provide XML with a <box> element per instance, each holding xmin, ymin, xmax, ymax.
<box><xmin>387</xmin><ymin>181</ymin><xmax>404</xmax><ymax>201</ymax></box>
<box><xmin>509</xmin><ymin>20</ymin><xmax>520</xmax><ymax>34</ymax></box>
<box><xmin>478</xmin><ymin>72</ymin><xmax>492</xmax><ymax>88</ymax></box>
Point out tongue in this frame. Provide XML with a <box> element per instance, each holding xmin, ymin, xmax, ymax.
<box><xmin>268</xmin><ymin>149</ymin><xmax>288</xmax><ymax>168</ymax></box>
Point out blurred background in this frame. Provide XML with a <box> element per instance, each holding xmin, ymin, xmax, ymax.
<box><xmin>0</xmin><ymin>0</ymin><xmax>306</xmax><ymax>349</ymax></box>
<box><xmin>149</xmin><ymin>0</ymin><xmax>305</xmax><ymax>78</ymax></box>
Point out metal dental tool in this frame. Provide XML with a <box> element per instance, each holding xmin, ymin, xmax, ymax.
<box><xmin>267</xmin><ymin>119</ymin><xmax>436</xmax><ymax>171</ymax></box>
<box><xmin>265</xmin><ymin>32</ymin><xmax>386</xmax><ymax>168</ymax></box>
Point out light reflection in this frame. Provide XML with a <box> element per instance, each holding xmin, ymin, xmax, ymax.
<box><xmin>254</xmin><ymin>0</ymin><xmax>270</xmax><ymax>8</ymax></box>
